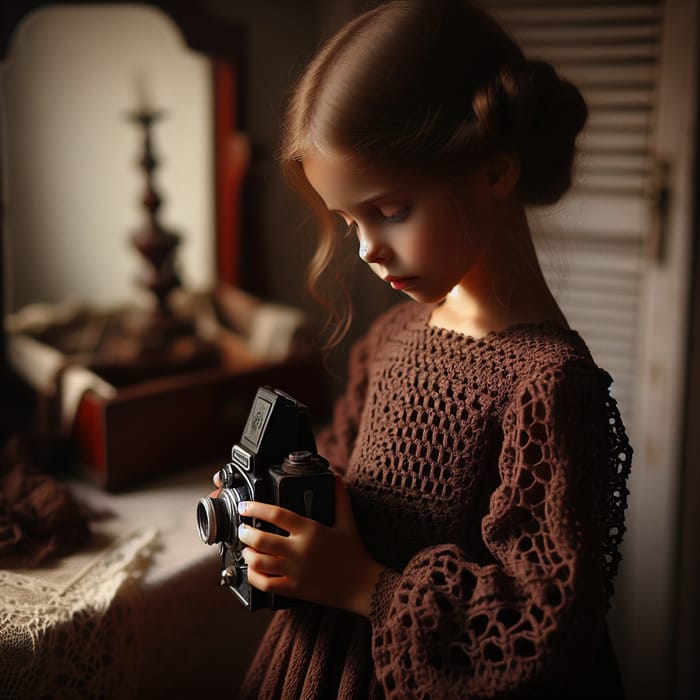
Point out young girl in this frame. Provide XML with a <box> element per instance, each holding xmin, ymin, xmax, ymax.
<box><xmin>234</xmin><ymin>1</ymin><xmax>632</xmax><ymax>697</ymax></box>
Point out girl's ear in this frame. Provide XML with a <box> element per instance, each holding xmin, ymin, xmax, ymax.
<box><xmin>484</xmin><ymin>153</ymin><xmax>520</xmax><ymax>199</ymax></box>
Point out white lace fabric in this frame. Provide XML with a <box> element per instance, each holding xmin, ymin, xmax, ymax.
<box><xmin>0</xmin><ymin>528</ymin><xmax>158</xmax><ymax>699</ymax></box>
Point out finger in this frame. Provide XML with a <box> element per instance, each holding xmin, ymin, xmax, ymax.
<box><xmin>246</xmin><ymin>567</ymin><xmax>292</xmax><ymax>596</ymax></box>
<box><xmin>237</xmin><ymin>523</ymin><xmax>291</xmax><ymax>556</ymax></box>
<box><xmin>239</xmin><ymin>500</ymin><xmax>309</xmax><ymax>533</ymax></box>
<box><xmin>241</xmin><ymin>547</ymin><xmax>286</xmax><ymax>577</ymax></box>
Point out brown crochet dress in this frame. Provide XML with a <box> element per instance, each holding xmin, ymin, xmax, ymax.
<box><xmin>239</xmin><ymin>302</ymin><xmax>631</xmax><ymax>699</ymax></box>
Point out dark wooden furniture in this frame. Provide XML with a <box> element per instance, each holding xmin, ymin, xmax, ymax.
<box><xmin>0</xmin><ymin>1</ymin><xmax>329</xmax><ymax>487</ymax></box>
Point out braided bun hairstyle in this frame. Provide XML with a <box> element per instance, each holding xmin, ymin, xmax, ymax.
<box><xmin>280</xmin><ymin>0</ymin><xmax>588</xmax><ymax>345</ymax></box>
<box><xmin>472</xmin><ymin>58</ymin><xmax>588</xmax><ymax>205</ymax></box>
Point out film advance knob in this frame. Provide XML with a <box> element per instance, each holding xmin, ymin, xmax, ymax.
<box><xmin>282</xmin><ymin>450</ymin><xmax>328</xmax><ymax>475</ymax></box>
<box><xmin>288</xmin><ymin>450</ymin><xmax>313</xmax><ymax>464</ymax></box>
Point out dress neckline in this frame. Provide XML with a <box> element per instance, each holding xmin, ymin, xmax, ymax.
<box><xmin>411</xmin><ymin>303</ymin><xmax>575</xmax><ymax>345</ymax></box>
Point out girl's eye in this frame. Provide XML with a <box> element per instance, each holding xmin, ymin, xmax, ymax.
<box><xmin>380</xmin><ymin>206</ymin><xmax>410</xmax><ymax>224</ymax></box>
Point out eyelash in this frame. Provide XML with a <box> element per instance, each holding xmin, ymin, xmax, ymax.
<box><xmin>345</xmin><ymin>207</ymin><xmax>411</xmax><ymax>238</ymax></box>
<box><xmin>343</xmin><ymin>207</ymin><xmax>410</xmax><ymax>237</ymax></box>
<box><xmin>381</xmin><ymin>206</ymin><xmax>410</xmax><ymax>224</ymax></box>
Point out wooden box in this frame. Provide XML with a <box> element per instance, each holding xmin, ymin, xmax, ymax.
<box><xmin>7</xmin><ymin>296</ymin><xmax>329</xmax><ymax>490</ymax></box>
<box><xmin>70</xmin><ymin>358</ymin><xmax>329</xmax><ymax>490</ymax></box>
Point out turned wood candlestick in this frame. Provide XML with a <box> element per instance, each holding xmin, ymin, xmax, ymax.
<box><xmin>95</xmin><ymin>107</ymin><xmax>219</xmax><ymax>376</ymax></box>
<box><xmin>128</xmin><ymin>109</ymin><xmax>186</xmax><ymax>335</ymax></box>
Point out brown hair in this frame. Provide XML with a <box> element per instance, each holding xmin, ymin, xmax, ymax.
<box><xmin>280</xmin><ymin>0</ymin><xmax>588</xmax><ymax>347</ymax></box>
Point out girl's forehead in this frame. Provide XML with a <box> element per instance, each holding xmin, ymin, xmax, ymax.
<box><xmin>303</xmin><ymin>153</ymin><xmax>468</xmax><ymax>209</ymax></box>
<box><xmin>303</xmin><ymin>154</ymin><xmax>422</xmax><ymax>208</ymax></box>
<box><xmin>304</xmin><ymin>151</ymin><xmax>389</xmax><ymax>174</ymax></box>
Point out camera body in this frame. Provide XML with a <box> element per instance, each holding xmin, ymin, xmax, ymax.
<box><xmin>196</xmin><ymin>386</ymin><xmax>335</xmax><ymax>610</ymax></box>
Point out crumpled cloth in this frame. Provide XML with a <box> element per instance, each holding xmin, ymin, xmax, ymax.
<box><xmin>0</xmin><ymin>437</ymin><xmax>90</xmax><ymax>568</ymax></box>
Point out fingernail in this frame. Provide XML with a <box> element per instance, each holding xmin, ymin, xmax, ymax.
<box><xmin>238</xmin><ymin>523</ymin><xmax>247</xmax><ymax>538</ymax></box>
<box><xmin>238</xmin><ymin>501</ymin><xmax>249</xmax><ymax>515</ymax></box>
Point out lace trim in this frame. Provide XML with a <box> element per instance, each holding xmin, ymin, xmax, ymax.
<box><xmin>602</xmin><ymin>392</ymin><xmax>633</xmax><ymax>605</ymax></box>
<box><xmin>0</xmin><ymin>528</ymin><xmax>158</xmax><ymax>699</ymax></box>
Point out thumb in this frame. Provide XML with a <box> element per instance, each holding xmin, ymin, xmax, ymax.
<box><xmin>333</xmin><ymin>474</ymin><xmax>357</xmax><ymax>531</ymax></box>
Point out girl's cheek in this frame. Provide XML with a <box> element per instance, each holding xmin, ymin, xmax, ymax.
<box><xmin>408</xmin><ymin>231</ymin><xmax>435</xmax><ymax>260</ymax></box>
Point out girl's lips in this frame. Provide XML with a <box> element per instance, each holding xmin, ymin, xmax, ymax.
<box><xmin>385</xmin><ymin>276</ymin><xmax>416</xmax><ymax>291</ymax></box>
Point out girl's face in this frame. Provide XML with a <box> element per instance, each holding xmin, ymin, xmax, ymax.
<box><xmin>303</xmin><ymin>153</ymin><xmax>493</xmax><ymax>305</ymax></box>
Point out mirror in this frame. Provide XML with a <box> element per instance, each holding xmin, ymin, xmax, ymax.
<box><xmin>0</xmin><ymin>0</ymin><xmax>246</xmax><ymax>318</ymax></box>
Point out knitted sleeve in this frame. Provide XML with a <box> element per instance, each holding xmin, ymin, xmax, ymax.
<box><xmin>369</xmin><ymin>362</ymin><xmax>631</xmax><ymax>698</ymax></box>
<box><xmin>315</xmin><ymin>333</ymin><xmax>372</xmax><ymax>476</ymax></box>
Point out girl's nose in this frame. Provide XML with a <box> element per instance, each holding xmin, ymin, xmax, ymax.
<box><xmin>358</xmin><ymin>235</ymin><xmax>390</xmax><ymax>264</ymax></box>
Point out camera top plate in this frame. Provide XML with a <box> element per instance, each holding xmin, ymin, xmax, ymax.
<box><xmin>238</xmin><ymin>387</ymin><xmax>316</xmax><ymax>475</ymax></box>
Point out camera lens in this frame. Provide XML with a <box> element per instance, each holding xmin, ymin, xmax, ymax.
<box><xmin>197</xmin><ymin>497</ymin><xmax>229</xmax><ymax>544</ymax></box>
<box><xmin>196</xmin><ymin>484</ymin><xmax>246</xmax><ymax>546</ymax></box>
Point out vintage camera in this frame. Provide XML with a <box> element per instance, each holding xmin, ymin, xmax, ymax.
<box><xmin>196</xmin><ymin>386</ymin><xmax>335</xmax><ymax>610</ymax></box>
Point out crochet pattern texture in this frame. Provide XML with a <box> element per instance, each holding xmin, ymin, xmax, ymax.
<box><xmin>241</xmin><ymin>302</ymin><xmax>631</xmax><ymax>700</ymax></box>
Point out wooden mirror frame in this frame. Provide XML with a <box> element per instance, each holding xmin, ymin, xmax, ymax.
<box><xmin>0</xmin><ymin>0</ymin><xmax>249</xmax><ymax>370</ymax></box>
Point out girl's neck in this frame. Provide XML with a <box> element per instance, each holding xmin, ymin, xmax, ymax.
<box><xmin>429</xmin><ymin>208</ymin><xmax>568</xmax><ymax>339</ymax></box>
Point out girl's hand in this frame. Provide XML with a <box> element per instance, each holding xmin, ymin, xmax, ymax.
<box><xmin>237</xmin><ymin>475</ymin><xmax>385</xmax><ymax>617</ymax></box>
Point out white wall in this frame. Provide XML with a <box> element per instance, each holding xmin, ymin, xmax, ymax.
<box><xmin>0</xmin><ymin>5</ymin><xmax>214</xmax><ymax>312</ymax></box>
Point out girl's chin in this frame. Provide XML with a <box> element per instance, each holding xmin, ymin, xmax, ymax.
<box><xmin>400</xmin><ymin>287</ymin><xmax>451</xmax><ymax>305</ymax></box>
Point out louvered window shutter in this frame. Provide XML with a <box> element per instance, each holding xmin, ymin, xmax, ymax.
<box><xmin>484</xmin><ymin>0</ymin><xmax>662</xmax><ymax>435</ymax></box>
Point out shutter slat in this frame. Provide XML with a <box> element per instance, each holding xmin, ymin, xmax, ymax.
<box><xmin>495</xmin><ymin>5</ymin><xmax>660</xmax><ymax>27</ymax></box>
<box><xmin>512</xmin><ymin>23</ymin><xmax>659</xmax><ymax>44</ymax></box>
<box><xmin>583</xmin><ymin>88</ymin><xmax>654</xmax><ymax>109</ymax></box>
<box><xmin>532</xmin><ymin>193</ymin><xmax>649</xmax><ymax>237</ymax></box>
<box><xmin>528</xmin><ymin>44</ymin><xmax>656</xmax><ymax>64</ymax></box>
<box><xmin>583</xmin><ymin>130</ymin><xmax>652</xmax><ymax>152</ymax></box>
<box><xmin>585</xmin><ymin>111</ymin><xmax>652</xmax><ymax>131</ymax></box>
<box><xmin>539</xmin><ymin>244</ymin><xmax>645</xmax><ymax>273</ymax></box>
<box><xmin>561</xmin><ymin>63</ymin><xmax>656</xmax><ymax>86</ymax></box>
